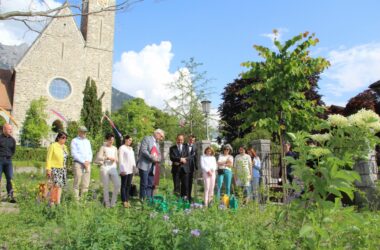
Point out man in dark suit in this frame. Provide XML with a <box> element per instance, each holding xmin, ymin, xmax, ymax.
<box><xmin>169</xmin><ymin>134</ymin><xmax>190</xmax><ymax>199</ymax></box>
<box><xmin>186</xmin><ymin>135</ymin><xmax>198</xmax><ymax>201</ymax></box>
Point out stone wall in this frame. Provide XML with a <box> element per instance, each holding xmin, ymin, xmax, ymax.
<box><xmin>354</xmin><ymin>152</ymin><xmax>379</xmax><ymax>206</ymax></box>
<box><xmin>12</xmin><ymin>1</ymin><xmax>114</xmax><ymax>142</ymax></box>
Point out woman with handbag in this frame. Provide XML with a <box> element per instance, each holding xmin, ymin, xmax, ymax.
<box><xmin>118</xmin><ymin>135</ymin><xmax>136</xmax><ymax>208</ymax></box>
<box><xmin>216</xmin><ymin>144</ymin><xmax>234</xmax><ymax>199</ymax></box>
<box><xmin>46</xmin><ymin>131</ymin><xmax>69</xmax><ymax>205</ymax></box>
<box><xmin>96</xmin><ymin>133</ymin><xmax>120</xmax><ymax>208</ymax></box>
<box><xmin>200</xmin><ymin>146</ymin><xmax>217</xmax><ymax>207</ymax></box>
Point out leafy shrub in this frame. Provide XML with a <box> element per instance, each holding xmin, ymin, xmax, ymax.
<box><xmin>13</xmin><ymin>146</ymin><xmax>47</xmax><ymax>161</ymax></box>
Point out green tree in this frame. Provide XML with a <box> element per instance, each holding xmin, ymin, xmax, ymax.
<box><xmin>165</xmin><ymin>58</ymin><xmax>211</xmax><ymax>140</ymax></box>
<box><xmin>152</xmin><ymin>107</ymin><xmax>180</xmax><ymax>142</ymax></box>
<box><xmin>20</xmin><ymin>97</ymin><xmax>49</xmax><ymax>147</ymax></box>
<box><xmin>240</xmin><ymin>31</ymin><xmax>330</xmax><ymax>137</ymax></box>
<box><xmin>112</xmin><ymin>98</ymin><xmax>155</xmax><ymax>142</ymax></box>
<box><xmin>80</xmin><ymin>77</ymin><xmax>103</xmax><ymax>137</ymax></box>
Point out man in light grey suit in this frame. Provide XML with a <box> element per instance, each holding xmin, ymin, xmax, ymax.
<box><xmin>137</xmin><ymin>129</ymin><xmax>165</xmax><ymax>199</ymax></box>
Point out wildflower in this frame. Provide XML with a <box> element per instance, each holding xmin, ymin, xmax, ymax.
<box><xmin>172</xmin><ymin>228</ymin><xmax>179</xmax><ymax>235</ymax></box>
<box><xmin>327</xmin><ymin>114</ymin><xmax>348</xmax><ymax>127</ymax></box>
<box><xmin>348</xmin><ymin>109</ymin><xmax>380</xmax><ymax>132</ymax></box>
<box><xmin>309</xmin><ymin>133</ymin><xmax>331</xmax><ymax>143</ymax></box>
<box><xmin>184</xmin><ymin>209</ymin><xmax>191</xmax><ymax>215</ymax></box>
<box><xmin>309</xmin><ymin>147</ymin><xmax>331</xmax><ymax>157</ymax></box>
<box><xmin>218</xmin><ymin>204</ymin><xmax>226</xmax><ymax>210</ymax></box>
<box><xmin>163</xmin><ymin>214</ymin><xmax>170</xmax><ymax>221</ymax></box>
<box><xmin>191</xmin><ymin>229</ymin><xmax>201</xmax><ymax>237</ymax></box>
<box><xmin>150</xmin><ymin>212</ymin><xmax>157</xmax><ymax>219</ymax></box>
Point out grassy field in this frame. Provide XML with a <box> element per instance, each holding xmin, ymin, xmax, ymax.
<box><xmin>0</xmin><ymin>168</ymin><xmax>380</xmax><ymax>249</ymax></box>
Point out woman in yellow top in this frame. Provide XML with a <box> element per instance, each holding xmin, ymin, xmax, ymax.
<box><xmin>46</xmin><ymin>131</ymin><xmax>69</xmax><ymax>204</ymax></box>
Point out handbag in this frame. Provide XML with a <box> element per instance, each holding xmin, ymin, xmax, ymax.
<box><xmin>94</xmin><ymin>146</ymin><xmax>105</xmax><ymax>165</ymax></box>
<box><xmin>217</xmin><ymin>168</ymin><xmax>225</xmax><ymax>175</ymax></box>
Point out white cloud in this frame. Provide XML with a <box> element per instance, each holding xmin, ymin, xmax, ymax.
<box><xmin>261</xmin><ymin>28</ymin><xmax>289</xmax><ymax>43</ymax></box>
<box><xmin>113</xmin><ymin>41</ymin><xmax>179</xmax><ymax>108</ymax></box>
<box><xmin>320</xmin><ymin>43</ymin><xmax>380</xmax><ymax>105</ymax></box>
<box><xmin>325</xmin><ymin>43</ymin><xmax>380</xmax><ymax>92</ymax></box>
<box><xmin>0</xmin><ymin>0</ymin><xmax>62</xmax><ymax>45</ymax></box>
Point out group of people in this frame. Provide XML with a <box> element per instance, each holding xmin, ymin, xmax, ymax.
<box><xmin>46</xmin><ymin>126</ymin><xmax>165</xmax><ymax>208</ymax></box>
<box><xmin>199</xmin><ymin>144</ymin><xmax>261</xmax><ymax>206</ymax></box>
<box><xmin>169</xmin><ymin>133</ymin><xmax>262</xmax><ymax>206</ymax></box>
<box><xmin>0</xmin><ymin>122</ymin><xmax>264</xmax><ymax>207</ymax></box>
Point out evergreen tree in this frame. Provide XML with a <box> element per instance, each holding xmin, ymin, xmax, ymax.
<box><xmin>80</xmin><ymin>77</ymin><xmax>103</xmax><ymax>137</ymax></box>
<box><xmin>20</xmin><ymin>97</ymin><xmax>49</xmax><ymax>147</ymax></box>
<box><xmin>165</xmin><ymin>58</ymin><xmax>211</xmax><ymax>140</ymax></box>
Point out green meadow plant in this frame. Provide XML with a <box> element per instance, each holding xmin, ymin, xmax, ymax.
<box><xmin>287</xmin><ymin>109</ymin><xmax>380</xmax><ymax>247</ymax></box>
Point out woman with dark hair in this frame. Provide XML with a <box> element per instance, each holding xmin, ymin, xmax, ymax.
<box><xmin>46</xmin><ymin>131</ymin><xmax>68</xmax><ymax>204</ymax></box>
<box><xmin>119</xmin><ymin>135</ymin><xmax>136</xmax><ymax>208</ymax></box>
<box><xmin>247</xmin><ymin>147</ymin><xmax>261</xmax><ymax>201</ymax></box>
<box><xmin>96</xmin><ymin>132</ymin><xmax>120</xmax><ymax>207</ymax></box>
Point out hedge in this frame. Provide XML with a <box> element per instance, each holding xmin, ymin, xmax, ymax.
<box><xmin>13</xmin><ymin>146</ymin><xmax>47</xmax><ymax>161</ymax></box>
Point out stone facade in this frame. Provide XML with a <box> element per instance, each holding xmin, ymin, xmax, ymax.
<box><xmin>354</xmin><ymin>152</ymin><xmax>379</xmax><ymax>206</ymax></box>
<box><xmin>11</xmin><ymin>0</ymin><xmax>114</xmax><ymax>142</ymax></box>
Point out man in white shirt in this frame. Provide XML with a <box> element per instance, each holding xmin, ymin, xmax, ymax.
<box><xmin>71</xmin><ymin>126</ymin><xmax>93</xmax><ymax>200</ymax></box>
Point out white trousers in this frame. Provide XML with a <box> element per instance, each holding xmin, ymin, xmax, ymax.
<box><xmin>100</xmin><ymin>165</ymin><xmax>121</xmax><ymax>207</ymax></box>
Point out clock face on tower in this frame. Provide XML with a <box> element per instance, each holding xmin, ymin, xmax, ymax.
<box><xmin>97</xmin><ymin>0</ymin><xmax>109</xmax><ymax>7</ymax></box>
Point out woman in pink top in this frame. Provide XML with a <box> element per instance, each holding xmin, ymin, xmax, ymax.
<box><xmin>200</xmin><ymin>146</ymin><xmax>217</xmax><ymax>207</ymax></box>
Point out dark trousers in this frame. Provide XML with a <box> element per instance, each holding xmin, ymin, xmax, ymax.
<box><xmin>139</xmin><ymin>167</ymin><xmax>154</xmax><ymax>199</ymax></box>
<box><xmin>172</xmin><ymin>169</ymin><xmax>181</xmax><ymax>196</ymax></box>
<box><xmin>120</xmin><ymin>174</ymin><xmax>133</xmax><ymax>202</ymax></box>
<box><xmin>0</xmin><ymin>159</ymin><xmax>13</xmax><ymax>196</ymax></box>
<box><xmin>180</xmin><ymin>170</ymin><xmax>191</xmax><ymax>200</ymax></box>
<box><xmin>173</xmin><ymin>168</ymin><xmax>192</xmax><ymax>200</ymax></box>
<box><xmin>188</xmin><ymin>172</ymin><xmax>194</xmax><ymax>201</ymax></box>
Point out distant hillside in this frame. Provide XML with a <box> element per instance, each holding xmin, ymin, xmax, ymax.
<box><xmin>111</xmin><ymin>87</ymin><xmax>134</xmax><ymax>112</ymax></box>
<box><xmin>0</xmin><ymin>43</ymin><xmax>29</xmax><ymax>69</ymax></box>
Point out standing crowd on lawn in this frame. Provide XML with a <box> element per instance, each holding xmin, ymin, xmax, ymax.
<box><xmin>0</xmin><ymin>123</ymin><xmax>273</xmax><ymax>207</ymax></box>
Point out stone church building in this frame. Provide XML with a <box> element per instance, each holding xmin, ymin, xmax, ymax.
<box><xmin>0</xmin><ymin>0</ymin><xmax>115</xmax><ymax>142</ymax></box>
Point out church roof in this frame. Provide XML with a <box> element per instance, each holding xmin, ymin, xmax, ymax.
<box><xmin>0</xmin><ymin>69</ymin><xmax>14</xmax><ymax>110</ymax></box>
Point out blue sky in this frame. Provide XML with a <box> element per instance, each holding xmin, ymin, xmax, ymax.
<box><xmin>1</xmin><ymin>0</ymin><xmax>380</xmax><ymax>111</ymax></box>
<box><xmin>111</xmin><ymin>0</ymin><xmax>380</xmax><ymax>109</ymax></box>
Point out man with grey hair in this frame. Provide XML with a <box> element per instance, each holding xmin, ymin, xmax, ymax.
<box><xmin>71</xmin><ymin>126</ymin><xmax>93</xmax><ymax>200</ymax></box>
<box><xmin>137</xmin><ymin>129</ymin><xmax>165</xmax><ymax>199</ymax></box>
<box><xmin>0</xmin><ymin>123</ymin><xmax>16</xmax><ymax>203</ymax></box>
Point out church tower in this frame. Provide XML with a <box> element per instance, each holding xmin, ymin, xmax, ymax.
<box><xmin>81</xmin><ymin>0</ymin><xmax>115</xmax><ymax>112</ymax></box>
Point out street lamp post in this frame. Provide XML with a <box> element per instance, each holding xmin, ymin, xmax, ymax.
<box><xmin>201</xmin><ymin>100</ymin><xmax>211</xmax><ymax>140</ymax></box>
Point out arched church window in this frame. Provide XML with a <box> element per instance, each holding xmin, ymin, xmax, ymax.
<box><xmin>49</xmin><ymin>78</ymin><xmax>72</xmax><ymax>100</ymax></box>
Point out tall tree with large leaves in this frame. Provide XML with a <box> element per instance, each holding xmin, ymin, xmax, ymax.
<box><xmin>240</xmin><ymin>31</ymin><xmax>330</xmax><ymax>138</ymax></box>
<box><xmin>219</xmin><ymin>74</ymin><xmax>325</xmax><ymax>144</ymax></box>
<box><xmin>80</xmin><ymin>77</ymin><xmax>103</xmax><ymax>137</ymax></box>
